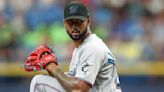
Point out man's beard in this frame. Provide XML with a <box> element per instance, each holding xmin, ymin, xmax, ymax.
<box><xmin>66</xmin><ymin>27</ymin><xmax>87</xmax><ymax>41</ymax></box>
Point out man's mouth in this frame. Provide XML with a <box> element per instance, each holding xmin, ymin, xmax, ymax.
<box><xmin>72</xmin><ymin>30</ymin><xmax>80</xmax><ymax>35</ymax></box>
<box><xmin>72</xmin><ymin>32</ymin><xmax>79</xmax><ymax>35</ymax></box>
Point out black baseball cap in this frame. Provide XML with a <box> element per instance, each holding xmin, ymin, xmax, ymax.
<box><xmin>64</xmin><ymin>1</ymin><xmax>89</xmax><ymax>21</ymax></box>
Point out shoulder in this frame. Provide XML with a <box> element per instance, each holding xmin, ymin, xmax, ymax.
<box><xmin>83</xmin><ymin>34</ymin><xmax>105</xmax><ymax>51</ymax></box>
<box><xmin>80</xmin><ymin>40</ymin><xmax>105</xmax><ymax>58</ymax></box>
<box><xmin>86</xmin><ymin>42</ymin><xmax>104</xmax><ymax>51</ymax></box>
<box><xmin>78</xmin><ymin>34</ymin><xmax>109</xmax><ymax>57</ymax></box>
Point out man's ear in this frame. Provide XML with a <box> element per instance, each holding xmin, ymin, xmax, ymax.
<box><xmin>88</xmin><ymin>17</ymin><xmax>91</xmax><ymax>23</ymax></box>
<box><xmin>64</xmin><ymin>21</ymin><xmax>66</xmax><ymax>27</ymax></box>
<box><xmin>87</xmin><ymin>17</ymin><xmax>91</xmax><ymax>26</ymax></box>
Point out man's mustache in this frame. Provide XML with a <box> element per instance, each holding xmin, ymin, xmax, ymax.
<box><xmin>72</xmin><ymin>29</ymin><xmax>80</xmax><ymax>33</ymax></box>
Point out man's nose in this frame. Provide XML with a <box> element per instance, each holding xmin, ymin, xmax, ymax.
<box><xmin>72</xmin><ymin>24</ymin><xmax>78</xmax><ymax>29</ymax></box>
<box><xmin>72</xmin><ymin>24</ymin><xmax>76</xmax><ymax>28</ymax></box>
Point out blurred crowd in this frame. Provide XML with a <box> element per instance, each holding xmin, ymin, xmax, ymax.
<box><xmin>0</xmin><ymin>0</ymin><xmax>164</xmax><ymax>64</ymax></box>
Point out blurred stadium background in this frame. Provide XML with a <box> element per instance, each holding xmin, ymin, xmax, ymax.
<box><xmin>0</xmin><ymin>0</ymin><xmax>164</xmax><ymax>92</ymax></box>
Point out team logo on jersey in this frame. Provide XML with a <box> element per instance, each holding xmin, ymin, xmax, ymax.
<box><xmin>81</xmin><ymin>63</ymin><xmax>90</xmax><ymax>75</ymax></box>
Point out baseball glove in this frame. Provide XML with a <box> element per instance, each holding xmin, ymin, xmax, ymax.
<box><xmin>24</xmin><ymin>45</ymin><xmax>58</xmax><ymax>72</ymax></box>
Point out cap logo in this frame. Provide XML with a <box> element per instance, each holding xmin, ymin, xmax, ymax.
<box><xmin>69</xmin><ymin>5</ymin><xmax>78</xmax><ymax>14</ymax></box>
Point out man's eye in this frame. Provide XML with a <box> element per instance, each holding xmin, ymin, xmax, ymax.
<box><xmin>67</xmin><ymin>21</ymin><xmax>73</xmax><ymax>25</ymax></box>
<box><xmin>78</xmin><ymin>21</ymin><xmax>82</xmax><ymax>24</ymax></box>
<box><xmin>67</xmin><ymin>20</ymin><xmax>83</xmax><ymax>26</ymax></box>
<box><xmin>76</xmin><ymin>21</ymin><xmax>83</xmax><ymax>25</ymax></box>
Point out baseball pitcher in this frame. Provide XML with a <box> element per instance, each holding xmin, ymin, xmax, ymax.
<box><xmin>24</xmin><ymin>1</ymin><xmax>122</xmax><ymax>92</ymax></box>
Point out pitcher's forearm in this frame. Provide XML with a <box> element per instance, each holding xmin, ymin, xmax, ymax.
<box><xmin>45</xmin><ymin>63</ymin><xmax>83</xmax><ymax>92</ymax></box>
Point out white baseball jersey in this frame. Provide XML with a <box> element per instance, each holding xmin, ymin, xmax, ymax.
<box><xmin>67</xmin><ymin>34</ymin><xmax>121</xmax><ymax>92</ymax></box>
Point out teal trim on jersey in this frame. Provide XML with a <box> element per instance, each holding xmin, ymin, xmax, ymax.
<box><xmin>107</xmin><ymin>53</ymin><xmax>115</xmax><ymax>65</ymax></box>
<box><xmin>108</xmin><ymin>59</ymin><xmax>115</xmax><ymax>65</ymax></box>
